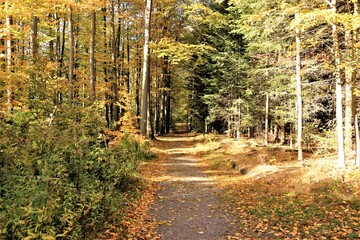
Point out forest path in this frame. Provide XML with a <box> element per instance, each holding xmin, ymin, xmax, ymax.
<box><xmin>147</xmin><ymin>134</ymin><xmax>234</xmax><ymax>240</ymax></box>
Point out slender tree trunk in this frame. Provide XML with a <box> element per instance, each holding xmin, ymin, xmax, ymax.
<box><xmin>264</xmin><ymin>93</ymin><xmax>269</xmax><ymax>146</ymax></box>
<box><xmin>49</xmin><ymin>15</ymin><xmax>54</xmax><ymax>63</ymax></box>
<box><xmin>354</xmin><ymin>0</ymin><xmax>360</xmax><ymax>166</ymax></box>
<box><xmin>344</xmin><ymin>29</ymin><xmax>355</xmax><ymax>154</ymax></box>
<box><xmin>54</xmin><ymin>13</ymin><xmax>64</xmax><ymax>104</ymax></box>
<box><xmin>283</xmin><ymin>124</ymin><xmax>287</xmax><ymax>144</ymax></box>
<box><xmin>355</xmin><ymin>113</ymin><xmax>360</xmax><ymax>166</ymax></box>
<box><xmin>148</xmin><ymin>73</ymin><xmax>154</xmax><ymax>139</ymax></box>
<box><xmin>290</xmin><ymin>123</ymin><xmax>293</xmax><ymax>148</ymax></box>
<box><xmin>160</xmin><ymin>88</ymin><xmax>166</xmax><ymax>135</ymax></box>
<box><xmin>140</xmin><ymin>0</ymin><xmax>152</xmax><ymax>136</ymax></box>
<box><xmin>110</xmin><ymin>1</ymin><xmax>119</xmax><ymax>123</ymax></box>
<box><xmin>31</xmin><ymin>16</ymin><xmax>38</xmax><ymax>65</ymax></box>
<box><xmin>136</xmin><ymin>44</ymin><xmax>141</xmax><ymax>122</ymax></box>
<box><xmin>68</xmin><ymin>6</ymin><xmax>75</xmax><ymax>103</ymax></box>
<box><xmin>126</xmin><ymin>23</ymin><xmax>131</xmax><ymax>94</ymax></box>
<box><xmin>295</xmin><ymin>13</ymin><xmax>303</xmax><ymax>162</ymax></box>
<box><xmin>135</xmin><ymin>45</ymin><xmax>142</xmax><ymax>122</ymax></box>
<box><xmin>103</xmin><ymin>7</ymin><xmax>110</xmax><ymax>128</ymax></box>
<box><xmin>5</xmin><ymin>12</ymin><xmax>13</xmax><ymax>112</ymax></box>
<box><xmin>90</xmin><ymin>11</ymin><xmax>96</xmax><ymax>102</ymax></box>
<box><xmin>330</xmin><ymin>0</ymin><xmax>345</xmax><ymax>167</ymax></box>
<box><xmin>29</xmin><ymin>15</ymin><xmax>38</xmax><ymax>102</ymax></box>
<box><xmin>155</xmin><ymin>61</ymin><xmax>160</xmax><ymax>134</ymax></box>
<box><xmin>236</xmin><ymin>102</ymin><xmax>241</xmax><ymax>141</ymax></box>
<box><xmin>355</xmin><ymin>114</ymin><xmax>360</xmax><ymax>167</ymax></box>
<box><xmin>164</xmin><ymin>56</ymin><xmax>171</xmax><ymax>134</ymax></box>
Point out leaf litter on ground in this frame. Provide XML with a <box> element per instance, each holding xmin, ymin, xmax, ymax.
<box><xmin>114</xmin><ymin>134</ymin><xmax>360</xmax><ymax>239</ymax></box>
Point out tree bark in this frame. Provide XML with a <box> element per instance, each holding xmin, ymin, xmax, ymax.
<box><xmin>5</xmin><ymin>9</ymin><xmax>13</xmax><ymax>112</ymax></box>
<box><xmin>164</xmin><ymin>56</ymin><xmax>171</xmax><ymax>134</ymax></box>
<box><xmin>330</xmin><ymin>0</ymin><xmax>345</xmax><ymax>167</ymax></box>
<box><xmin>295</xmin><ymin>12</ymin><xmax>303</xmax><ymax>162</ymax></box>
<box><xmin>155</xmin><ymin>61</ymin><xmax>160</xmax><ymax>134</ymax></box>
<box><xmin>68</xmin><ymin>5</ymin><xmax>75</xmax><ymax>103</ymax></box>
<box><xmin>110</xmin><ymin>1</ymin><xmax>119</xmax><ymax>123</ymax></box>
<box><xmin>54</xmin><ymin>13</ymin><xmax>65</xmax><ymax>105</ymax></box>
<box><xmin>30</xmin><ymin>16</ymin><xmax>38</xmax><ymax>65</ymax></box>
<box><xmin>236</xmin><ymin>102</ymin><xmax>241</xmax><ymax>141</ymax></box>
<box><xmin>264</xmin><ymin>93</ymin><xmax>269</xmax><ymax>146</ymax></box>
<box><xmin>29</xmin><ymin>15</ymin><xmax>39</xmax><ymax>103</ymax></box>
<box><xmin>344</xmin><ymin>29</ymin><xmax>355</xmax><ymax>153</ymax></box>
<box><xmin>356</xmin><ymin>113</ymin><xmax>360</xmax><ymax>166</ymax></box>
<box><xmin>136</xmin><ymin>44</ymin><xmax>141</xmax><ymax>122</ymax></box>
<box><xmin>354</xmin><ymin>0</ymin><xmax>360</xmax><ymax>166</ymax></box>
<box><xmin>126</xmin><ymin>23</ymin><xmax>131</xmax><ymax>94</ymax></box>
<box><xmin>90</xmin><ymin>11</ymin><xmax>96</xmax><ymax>102</ymax></box>
<box><xmin>102</xmin><ymin>7</ymin><xmax>110</xmax><ymax>128</ymax></box>
<box><xmin>140</xmin><ymin>0</ymin><xmax>152</xmax><ymax>136</ymax></box>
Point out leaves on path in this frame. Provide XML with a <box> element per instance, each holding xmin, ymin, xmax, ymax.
<box><xmin>117</xmin><ymin>134</ymin><xmax>360</xmax><ymax>239</ymax></box>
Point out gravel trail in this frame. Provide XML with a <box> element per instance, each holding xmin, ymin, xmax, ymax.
<box><xmin>148</xmin><ymin>134</ymin><xmax>233</xmax><ymax>240</ymax></box>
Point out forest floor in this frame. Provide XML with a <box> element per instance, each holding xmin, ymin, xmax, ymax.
<box><xmin>121</xmin><ymin>133</ymin><xmax>360</xmax><ymax>239</ymax></box>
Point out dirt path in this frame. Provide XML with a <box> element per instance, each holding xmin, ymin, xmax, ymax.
<box><xmin>147</xmin><ymin>134</ymin><xmax>233</xmax><ymax>240</ymax></box>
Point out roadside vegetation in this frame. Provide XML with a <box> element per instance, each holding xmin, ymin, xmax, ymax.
<box><xmin>0</xmin><ymin>105</ymin><xmax>153</xmax><ymax>239</ymax></box>
<box><xmin>193</xmin><ymin>134</ymin><xmax>360</xmax><ymax>239</ymax></box>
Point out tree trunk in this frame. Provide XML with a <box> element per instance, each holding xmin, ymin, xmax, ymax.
<box><xmin>5</xmin><ymin>11</ymin><xmax>13</xmax><ymax>112</ymax></box>
<box><xmin>29</xmin><ymin>15</ymin><xmax>38</xmax><ymax>102</ymax></box>
<box><xmin>264</xmin><ymin>93</ymin><xmax>269</xmax><ymax>146</ymax></box>
<box><xmin>140</xmin><ymin>0</ymin><xmax>152</xmax><ymax>136</ymax></box>
<box><xmin>164</xmin><ymin>56</ymin><xmax>171</xmax><ymax>134</ymax></box>
<box><xmin>103</xmin><ymin>7</ymin><xmax>110</xmax><ymax>128</ymax></box>
<box><xmin>330</xmin><ymin>0</ymin><xmax>345</xmax><ymax>167</ymax></box>
<box><xmin>111</xmin><ymin>1</ymin><xmax>119</xmax><ymax>124</ymax></box>
<box><xmin>354</xmin><ymin>0</ymin><xmax>360</xmax><ymax>166</ymax></box>
<box><xmin>126</xmin><ymin>24</ymin><xmax>131</xmax><ymax>94</ymax></box>
<box><xmin>155</xmin><ymin>61</ymin><xmax>160</xmax><ymax>134</ymax></box>
<box><xmin>344</xmin><ymin>29</ymin><xmax>355</xmax><ymax>154</ymax></box>
<box><xmin>68</xmin><ymin>6</ymin><xmax>75</xmax><ymax>103</ymax></box>
<box><xmin>54</xmin><ymin>13</ymin><xmax>65</xmax><ymax>105</ymax></box>
<box><xmin>90</xmin><ymin>11</ymin><xmax>96</xmax><ymax>102</ymax></box>
<box><xmin>31</xmin><ymin>16</ymin><xmax>38</xmax><ymax>65</ymax></box>
<box><xmin>236</xmin><ymin>102</ymin><xmax>241</xmax><ymax>141</ymax></box>
<box><xmin>295</xmin><ymin>12</ymin><xmax>303</xmax><ymax>162</ymax></box>
<box><xmin>136</xmin><ymin>44</ymin><xmax>141</xmax><ymax>123</ymax></box>
<box><xmin>355</xmin><ymin>113</ymin><xmax>360</xmax><ymax>166</ymax></box>
<box><xmin>160</xmin><ymin>90</ymin><xmax>166</xmax><ymax>134</ymax></box>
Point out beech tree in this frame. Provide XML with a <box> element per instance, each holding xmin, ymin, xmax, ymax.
<box><xmin>140</xmin><ymin>0</ymin><xmax>152</xmax><ymax>136</ymax></box>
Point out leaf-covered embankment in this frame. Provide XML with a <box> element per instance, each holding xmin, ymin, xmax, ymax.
<box><xmin>193</xmin><ymin>135</ymin><xmax>360</xmax><ymax>239</ymax></box>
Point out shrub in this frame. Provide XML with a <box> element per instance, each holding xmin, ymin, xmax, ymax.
<box><xmin>0</xmin><ymin>105</ymin><xmax>149</xmax><ymax>239</ymax></box>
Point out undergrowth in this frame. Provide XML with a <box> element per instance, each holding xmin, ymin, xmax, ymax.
<box><xmin>0</xmin><ymin>104</ymin><xmax>151</xmax><ymax>239</ymax></box>
<box><xmin>196</xmin><ymin>134</ymin><xmax>360</xmax><ymax>239</ymax></box>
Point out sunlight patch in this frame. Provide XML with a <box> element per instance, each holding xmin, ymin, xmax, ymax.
<box><xmin>153</xmin><ymin>175</ymin><xmax>214</xmax><ymax>183</ymax></box>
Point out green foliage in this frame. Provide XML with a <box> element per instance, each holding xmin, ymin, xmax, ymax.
<box><xmin>182</xmin><ymin>1</ymin><xmax>247</xmax><ymax>132</ymax></box>
<box><xmin>0</xmin><ymin>104</ymin><xmax>149</xmax><ymax>239</ymax></box>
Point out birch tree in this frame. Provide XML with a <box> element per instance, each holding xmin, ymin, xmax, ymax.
<box><xmin>140</xmin><ymin>0</ymin><xmax>152</xmax><ymax>136</ymax></box>
<box><xmin>329</xmin><ymin>0</ymin><xmax>345</xmax><ymax>167</ymax></box>
<box><xmin>295</xmin><ymin>12</ymin><xmax>303</xmax><ymax>162</ymax></box>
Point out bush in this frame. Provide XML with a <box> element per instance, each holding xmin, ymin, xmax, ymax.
<box><xmin>0</xmin><ymin>105</ymin><xmax>149</xmax><ymax>239</ymax></box>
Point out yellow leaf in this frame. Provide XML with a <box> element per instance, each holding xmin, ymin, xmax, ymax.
<box><xmin>41</xmin><ymin>235</ymin><xmax>56</xmax><ymax>240</ymax></box>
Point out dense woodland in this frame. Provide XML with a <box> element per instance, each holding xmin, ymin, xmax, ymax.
<box><xmin>1</xmin><ymin>0</ymin><xmax>360</xmax><ymax>238</ymax></box>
